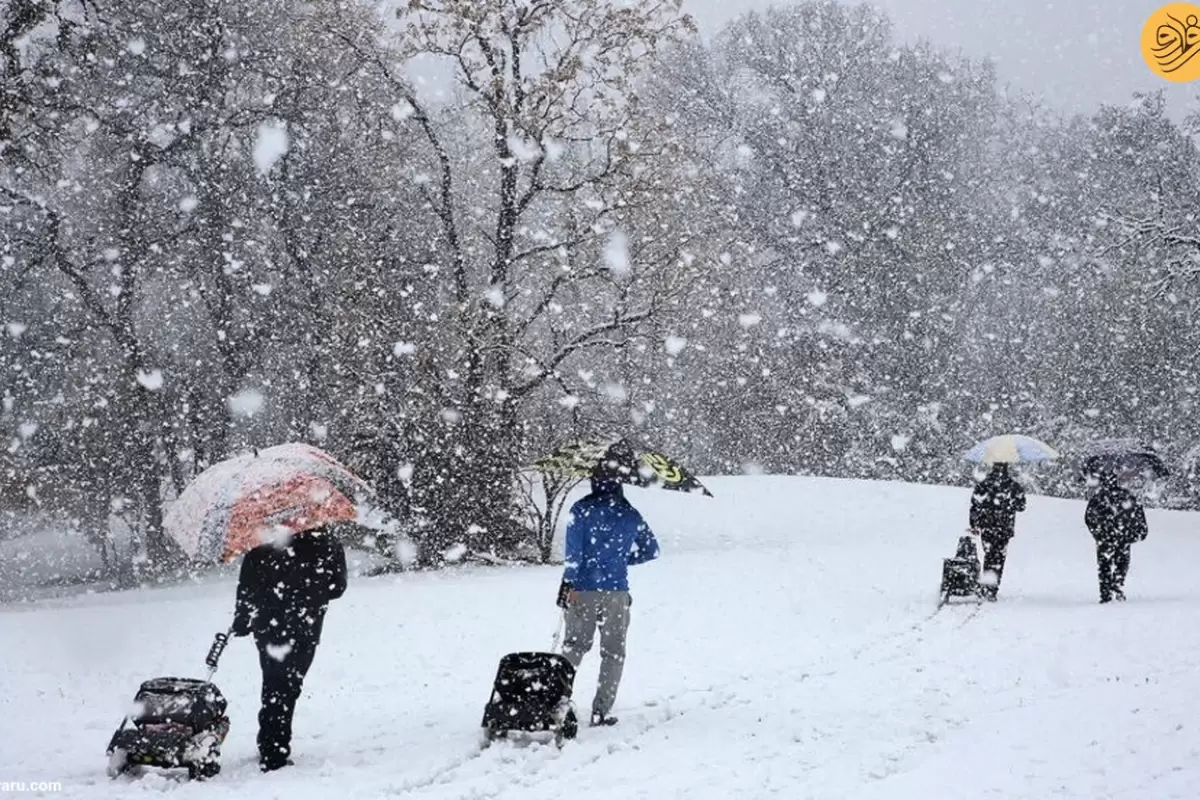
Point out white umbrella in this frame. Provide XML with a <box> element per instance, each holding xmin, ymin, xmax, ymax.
<box><xmin>963</xmin><ymin>434</ymin><xmax>1059</xmax><ymax>465</ymax></box>
<box><xmin>164</xmin><ymin>443</ymin><xmax>375</xmax><ymax>563</ymax></box>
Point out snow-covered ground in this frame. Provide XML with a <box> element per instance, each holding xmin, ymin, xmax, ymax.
<box><xmin>3</xmin><ymin>475</ymin><xmax>1199</xmax><ymax>799</ymax></box>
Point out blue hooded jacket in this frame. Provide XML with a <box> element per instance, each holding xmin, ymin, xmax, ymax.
<box><xmin>562</xmin><ymin>479</ymin><xmax>660</xmax><ymax>592</ymax></box>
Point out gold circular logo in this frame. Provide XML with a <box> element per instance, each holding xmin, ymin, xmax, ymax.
<box><xmin>1142</xmin><ymin>3</ymin><xmax>1200</xmax><ymax>82</ymax></box>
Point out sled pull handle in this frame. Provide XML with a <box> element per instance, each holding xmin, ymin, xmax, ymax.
<box><xmin>204</xmin><ymin>630</ymin><xmax>231</xmax><ymax>679</ymax></box>
<box><xmin>549</xmin><ymin>610</ymin><xmax>566</xmax><ymax>654</ymax></box>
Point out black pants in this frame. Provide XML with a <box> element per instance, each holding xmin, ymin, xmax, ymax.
<box><xmin>1096</xmin><ymin>540</ymin><xmax>1132</xmax><ymax>602</ymax></box>
<box><xmin>255</xmin><ymin>634</ymin><xmax>317</xmax><ymax>767</ymax></box>
<box><xmin>979</xmin><ymin>535</ymin><xmax>1011</xmax><ymax>598</ymax></box>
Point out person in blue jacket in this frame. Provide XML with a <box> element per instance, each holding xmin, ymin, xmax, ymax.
<box><xmin>556</xmin><ymin>477</ymin><xmax>660</xmax><ymax>727</ymax></box>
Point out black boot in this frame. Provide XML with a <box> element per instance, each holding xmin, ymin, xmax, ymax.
<box><xmin>590</xmin><ymin>712</ymin><xmax>618</xmax><ymax>727</ymax></box>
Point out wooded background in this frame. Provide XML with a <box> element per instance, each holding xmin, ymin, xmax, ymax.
<box><xmin>3</xmin><ymin>0</ymin><xmax>1198</xmax><ymax>580</ymax></box>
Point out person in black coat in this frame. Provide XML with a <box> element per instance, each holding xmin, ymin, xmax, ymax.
<box><xmin>969</xmin><ymin>463</ymin><xmax>1027</xmax><ymax>600</ymax></box>
<box><xmin>1084</xmin><ymin>472</ymin><xmax>1148</xmax><ymax>604</ymax></box>
<box><xmin>231</xmin><ymin>527</ymin><xmax>347</xmax><ymax>771</ymax></box>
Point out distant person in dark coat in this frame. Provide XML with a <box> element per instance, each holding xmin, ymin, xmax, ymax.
<box><xmin>1084</xmin><ymin>472</ymin><xmax>1148</xmax><ymax>604</ymax></box>
<box><xmin>557</xmin><ymin>478</ymin><xmax>660</xmax><ymax>727</ymax></box>
<box><xmin>231</xmin><ymin>527</ymin><xmax>347</xmax><ymax>771</ymax></box>
<box><xmin>969</xmin><ymin>463</ymin><xmax>1027</xmax><ymax>600</ymax></box>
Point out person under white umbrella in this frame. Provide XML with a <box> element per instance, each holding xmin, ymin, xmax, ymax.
<box><xmin>963</xmin><ymin>435</ymin><xmax>1059</xmax><ymax>600</ymax></box>
<box><xmin>163</xmin><ymin>443</ymin><xmax>373</xmax><ymax>772</ymax></box>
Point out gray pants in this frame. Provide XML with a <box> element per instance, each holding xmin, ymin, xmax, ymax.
<box><xmin>562</xmin><ymin>590</ymin><xmax>631</xmax><ymax>718</ymax></box>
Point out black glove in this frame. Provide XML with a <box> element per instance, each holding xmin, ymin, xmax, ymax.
<box><xmin>556</xmin><ymin>580</ymin><xmax>573</xmax><ymax>609</ymax></box>
<box><xmin>230</xmin><ymin>616</ymin><xmax>251</xmax><ymax>637</ymax></box>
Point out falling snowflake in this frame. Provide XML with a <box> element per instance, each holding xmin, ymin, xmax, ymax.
<box><xmin>136</xmin><ymin>369</ymin><xmax>164</xmax><ymax>391</ymax></box>
<box><xmin>393</xmin><ymin>538</ymin><xmax>419</xmax><ymax>567</ymax></box>
<box><xmin>665</xmin><ymin>335</ymin><xmax>688</xmax><ymax>355</ymax></box>
<box><xmin>265</xmin><ymin>642</ymin><xmax>293</xmax><ymax>662</ymax></box>
<box><xmin>806</xmin><ymin>290</ymin><xmax>828</xmax><ymax>307</ymax></box>
<box><xmin>228</xmin><ymin>388</ymin><xmax>264</xmax><ymax>417</ymax></box>
<box><xmin>484</xmin><ymin>286</ymin><xmax>506</xmax><ymax>309</ymax></box>
<box><xmin>604</xmin><ymin>231</ymin><xmax>631</xmax><ymax>275</ymax></box>
<box><xmin>890</xmin><ymin>434</ymin><xmax>911</xmax><ymax>452</ymax></box>
<box><xmin>390</xmin><ymin>101</ymin><xmax>415</xmax><ymax>121</ymax></box>
<box><xmin>253</xmin><ymin>121</ymin><xmax>289</xmax><ymax>174</ymax></box>
<box><xmin>443</xmin><ymin>543</ymin><xmax>468</xmax><ymax>563</ymax></box>
<box><xmin>506</xmin><ymin>135</ymin><xmax>542</xmax><ymax>162</ymax></box>
<box><xmin>601</xmin><ymin>383</ymin><xmax>628</xmax><ymax>403</ymax></box>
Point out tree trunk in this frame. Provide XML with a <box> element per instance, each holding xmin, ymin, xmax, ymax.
<box><xmin>538</xmin><ymin>517</ymin><xmax>554</xmax><ymax>564</ymax></box>
<box><xmin>122</xmin><ymin>361</ymin><xmax>176</xmax><ymax>572</ymax></box>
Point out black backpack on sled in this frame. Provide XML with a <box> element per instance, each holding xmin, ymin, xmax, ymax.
<box><xmin>106</xmin><ymin>632</ymin><xmax>232</xmax><ymax>781</ymax></box>
<box><xmin>938</xmin><ymin>535</ymin><xmax>983</xmax><ymax>607</ymax></box>
<box><xmin>480</xmin><ymin>615</ymin><xmax>579</xmax><ymax>747</ymax></box>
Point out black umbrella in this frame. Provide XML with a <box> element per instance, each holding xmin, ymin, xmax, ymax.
<box><xmin>1079</xmin><ymin>438</ymin><xmax>1169</xmax><ymax>480</ymax></box>
<box><xmin>532</xmin><ymin>437</ymin><xmax>713</xmax><ymax>496</ymax></box>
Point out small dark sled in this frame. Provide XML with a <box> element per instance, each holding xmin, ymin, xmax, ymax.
<box><xmin>106</xmin><ymin>632</ymin><xmax>231</xmax><ymax>781</ymax></box>
<box><xmin>480</xmin><ymin>652</ymin><xmax>578</xmax><ymax>747</ymax></box>
<box><xmin>938</xmin><ymin>535</ymin><xmax>983</xmax><ymax>607</ymax></box>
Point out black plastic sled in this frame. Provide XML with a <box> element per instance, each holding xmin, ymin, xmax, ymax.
<box><xmin>480</xmin><ymin>651</ymin><xmax>579</xmax><ymax>747</ymax></box>
<box><xmin>106</xmin><ymin>632</ymin><xmax>232</xmax><ymax>781</ymax></box>
<box><xmin>938</xmin><ymin>535</ymin><xmax>984</xmax><ymax>608</ymax></box>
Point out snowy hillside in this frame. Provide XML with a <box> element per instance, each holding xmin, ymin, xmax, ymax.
<box><xmin>3</xmin><ymin>475</ymin><xmax>1199</xmax><ymax>799</ymax></box>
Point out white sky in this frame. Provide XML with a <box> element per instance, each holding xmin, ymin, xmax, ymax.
<box><xmin>683</xmin><ymin>0</ymin><xmax>1198</xmax><ymax>121</ymax></box>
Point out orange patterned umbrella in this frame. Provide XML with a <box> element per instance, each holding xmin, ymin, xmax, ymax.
<box><xmin>164</xmin><ymin>443</ymin><xmax>373</xmax><ymax>564</ymax></box>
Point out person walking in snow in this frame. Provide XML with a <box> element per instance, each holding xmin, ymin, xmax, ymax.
<box><xmin>1084</xmin><ymin>471</ymin><xmax>1148</xmax><ymax>604</ymax></box>
<box><xmin>556</xmin><ymin>478</ymin><xmax>660</xmax><ymax>727</ymax></box>
<box><xmin>969</xmin><ymin>463</ymin><xmax>1027</xmax><ymax>601</ymax></box>
<box><xmin>231</xmin><ymin>527</ymin><xmax>347</xmax><ymax>771</ymax></box>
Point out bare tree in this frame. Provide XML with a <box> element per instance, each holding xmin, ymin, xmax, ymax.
<box><xmin>326</xmin><ymin>0</ymin><xmax>699</xmax><ymax>557</ymax></box>
<box><xmin>514</xmin><ymin>470</ymin><xmax>582</xmax><ymax>563</ymax></box>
